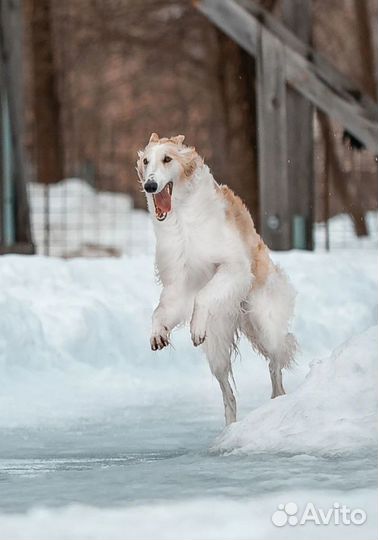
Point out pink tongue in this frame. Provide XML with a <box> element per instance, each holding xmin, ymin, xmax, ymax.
<box><xmin>154</xmin><ymin>185</ymin><xmax>171</xmax><ymax>213</ymax></box>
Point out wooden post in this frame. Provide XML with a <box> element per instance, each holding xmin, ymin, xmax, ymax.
<box><xmin>282</xmin><ymin>0</ymin><xmax>314</xmax><ymax>250</ymax></box>
<box><xmin>256</xmin><ymin>27</ymin><xmax>291</xmax><ymax>250</ymax></box>
<box><xmin>195</xmin><ymin>0</ymin><xmax>378</xmax><ymax>153</ymax></box>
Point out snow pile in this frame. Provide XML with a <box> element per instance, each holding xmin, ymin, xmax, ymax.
<box><xmin>28</xmin><ymin>178</ymin><xmax>378</xmax><ymax>257</ymax></box>
<box><xmin>0</xmin><ymin>250</ymin><xmax>377</xmax><ymax>429</ymax></box>
<box><xmin>314</xmin><ymin>210</ymin><xmax>378</xmax><ymax>250</ymax></box>
<box><xmin>28</xmin><ymin>179</ymin><xmax>154</xmax><ymax>257</ymax></box>
<box><xmin>213</xmin><ymin>326</ymin><xmax>378</xmax><ymax>456</ymax></box>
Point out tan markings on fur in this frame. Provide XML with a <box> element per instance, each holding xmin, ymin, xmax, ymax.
<box><xmin>149</xmin><ymin>132</ymin><xmax>159</xmax><ymax>143</ymax></box>
<box><xmin>136</xmin><ymin>150</ymin><xmax>144</xmax><ymax>183</ymax></box>
<box><xmin>220</xmin><ymin>185</ymin><xmax>271</xmax><ymax>285</ymax></box>
<box><xmin>177</xmin><ymin>147</ymin><xmax>202</xmax><ymax>178</ymax></box>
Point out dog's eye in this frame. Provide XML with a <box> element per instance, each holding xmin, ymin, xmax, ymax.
<box><xmin>163</xmin><ymin>155</ymin><xmax>172</xmax><ymax>164</ymax></box>
<box><xmin>143</xmin><ymin>158</ymin><xmax>148</xmax><ymax>165</ymax></box>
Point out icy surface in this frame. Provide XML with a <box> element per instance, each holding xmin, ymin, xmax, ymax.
<box><xmin>0</xmin><ymin>250</ymin><xmax>377</xmax><ymax>539</ymax></box>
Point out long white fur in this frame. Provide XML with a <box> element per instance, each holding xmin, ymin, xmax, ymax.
<box><xmin>139</xmin><ymin>137</ymin><xmax>296</xmax><ymax>426</ymax></box>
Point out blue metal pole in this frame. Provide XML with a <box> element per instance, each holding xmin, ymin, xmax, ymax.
<box><xmin>1</xmin><ymin>86</ymin><xmax>15</xmax><ymax>246</ymax></box>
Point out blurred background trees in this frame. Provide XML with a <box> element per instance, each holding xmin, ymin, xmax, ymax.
<box><xmin>24</xmin><ymin>0</ymin><xmax>259</xmax><ymax>212</ymax></box>
<box><xmin>1</xmin><ymin>0</ymin><xmax>377</xmax><ymax>255</ymax></box>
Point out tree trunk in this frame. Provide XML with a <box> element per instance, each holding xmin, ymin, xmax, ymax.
<box><xmin>29</xmin><ymin>0</ymin><xmax>63</xmax><ymax>184</ymax></box>
<box><xmin>215</xmin><ymin>31</ymin><xmax>259</xmax><ymax>220</ymax></box>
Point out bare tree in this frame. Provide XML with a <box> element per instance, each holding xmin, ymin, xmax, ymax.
<box><xmin>27</xmin><ymin>0</ymin><xmax>63</xmax><ymax>184</ymax></box>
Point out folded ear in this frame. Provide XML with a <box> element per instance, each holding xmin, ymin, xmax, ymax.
<box><xmin>171</xmin><ymin>134</ymin><xmax>185</xmax><ymax>145</ymax></box>
<box><xmin>149</xmin><ymin>132</ymin><xmax>159</xmax><ymax>143</ymax></box>
<box><xmin>178</xmin><ymin>145</ymin><xmax>198</xmax><ymax>177</ymax></box>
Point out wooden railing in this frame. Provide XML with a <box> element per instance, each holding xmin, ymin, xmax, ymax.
<box><xmin>195</xmin><ymin>0</ymin><xmax>378</xmax><ymax>249</ymax></box>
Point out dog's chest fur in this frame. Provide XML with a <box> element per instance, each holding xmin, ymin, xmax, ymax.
<box><xmin>154</xmin><ymin>181</ymin><xmax>247</xmax><ymax>291</ymax></box>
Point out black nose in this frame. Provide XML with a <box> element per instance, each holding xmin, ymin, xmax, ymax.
<box><xmin>144</xmin><ymin>180</ymin><xmax>158</xmax><ymax>193</ymax></box>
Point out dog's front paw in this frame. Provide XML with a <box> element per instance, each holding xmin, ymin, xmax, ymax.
<box><xmin>150</xmin><ymin>325</ymin><xmax>170</xmax><ymax>351</ymax></box>
<box><xmin>190</xmin><ymin>316</ymin><xmax>206</xmax><ymax>347</ymax></box>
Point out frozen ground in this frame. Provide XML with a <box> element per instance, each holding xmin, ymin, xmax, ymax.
<box><xmin>0</xmin><ymin>248</ymin><xmax>377</xmax><ymax>539</ymax></box>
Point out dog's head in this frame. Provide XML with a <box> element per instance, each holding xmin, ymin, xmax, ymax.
<box><xmin>136</xmin><ymin>133</ymin><xmax>200</xmax><ymax>221</ymax></box>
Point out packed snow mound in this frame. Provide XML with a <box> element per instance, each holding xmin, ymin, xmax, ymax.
<box><xmin>213</xmin><ymin>326</ymin><xmax>378</xmax><ymax>456</ymax></box>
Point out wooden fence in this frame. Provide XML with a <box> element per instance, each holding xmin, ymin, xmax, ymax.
<box><xmin>195</xmin><ymin>0</ymin><xmax>378</xmax><ymax>250</ymax></box>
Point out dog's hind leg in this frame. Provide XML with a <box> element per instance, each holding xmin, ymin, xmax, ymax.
<box><xmin>268</xmin><ymin>332</ymin><xmax>297</xmax><ymax>397</ymax></box>
<box><xmin>203</xmin><ymin>319</ymin><xmax>237</xmax><ymax>425</ymax></box>
<box><xmin>269</xmin><ymin>357</ymin><xmax>285</xmax><ymax>398</ymax></box>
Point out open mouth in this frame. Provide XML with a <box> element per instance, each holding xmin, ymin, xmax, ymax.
<box><xmin>152</xmin><ymin>181</ymin><xmax>173</xmax><ymax>221</ymax></box>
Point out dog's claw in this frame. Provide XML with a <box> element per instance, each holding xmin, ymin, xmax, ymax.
<box><xmin>191</xmin><ymin>332</ymin><xmax>206</xmax><ymax>347</ymax></box>
<box><xmin>150</xmin><ymin>327</ymin><xmax>170</xmax><ymax>351</ymax></box>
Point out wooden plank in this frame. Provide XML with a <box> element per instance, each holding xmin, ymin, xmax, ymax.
<box><xmin>282</xmin><ymin>0</ymin><xmax>314</xmax><ymax>250</ymax></box>
<box><xmin>285</xmin><ymin>48</ymin><xmax>378</xmax><ymax>152</ymax></box>
<box><xmin>256</xmin><ymin>27</ymin><xmax>291</xmax><ymax>250</ymax></box>
<box><xmin>194</xmin><ymin>0</ymin><xmax>259</xmax><ymax>56</ymax></box>
<box><xmin>237</xmin><ymin>0</ymin><xmax>378</xmax><ymax>117</ymax></box>
<box><xmin>0</xmin><ymin>242</ymin><xmax>35</xmax><ymax>255</ymax></box>
<box><xmin>195</xmin><ymin>0</ymin><xmax>378</xmax><ymax>153</ymax></box>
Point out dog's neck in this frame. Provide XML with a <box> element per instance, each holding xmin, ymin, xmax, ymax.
<box><xmin>152</xmin><ymin>163</ymin><xmax>225</xmax><ymax>285</ymax></box>
<box><xmin>171</xmin><ymin>164</ymin><xmax>220</xmax><ymax>216</ymax></box>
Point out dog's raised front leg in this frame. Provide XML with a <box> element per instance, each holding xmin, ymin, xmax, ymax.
<box><xmin>150</xmin><ymin>284</ymin><xmax>185</xmax><ymax>351</ymax></box>
<box><xmin>190</xmin><ymin>262</ymin><xmax>251</xmax><ymax>347</ymax></box>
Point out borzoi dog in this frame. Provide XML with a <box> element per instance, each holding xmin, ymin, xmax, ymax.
<box><xmin>137</xmin><ymin>133</ymin><xmax>297</xmax><ymax>425</ymax></box>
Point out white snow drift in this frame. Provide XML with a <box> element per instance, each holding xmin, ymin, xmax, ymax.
<box><xmin>213</xmin><ymin>325</ymin><xmax>378</xmax><ymax>455</ymax></box>
<box><xmin>0</xmin><ymin>250</ymin><xmax>376</xmax><ymax>437</ymax></box>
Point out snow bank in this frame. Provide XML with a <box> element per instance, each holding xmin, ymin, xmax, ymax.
<box><xmin>0</xmin><ymin>250</ymin><xmax>376</xmax><ymax>429</ymax></box>
<box><xmin>314</xmin><ymin>210</ymin><xmax>378</xmax><ymax>250</ymax></box>
<box><xmin>0</xmin><ymin>489</ymin><xmax>376</xmax><ymax>540</ymax></box>
<box><xmin>28</xmin><ymin>179</ymin><xmax>154</xmax><ymax>257</ymax></box>
<box><xmin>213</xmin><ymin>326</ymin><xmax>378</xmax><ymax>456</ymax></box>
<box><xmin>28</xmin><ymin>178</ymin><xmax>377</xmax><ymax>257</ymax></box>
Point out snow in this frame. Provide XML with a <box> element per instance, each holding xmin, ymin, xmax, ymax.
<box><xmin>213</xmin><ymin>325</ymin><xmax>378</xmax><ymax>456</ymax></box>
<box><xmin>0</xmin><ymin>251</ymin><xmax>376</xmax><ymax>429</ymax></box>
<box><xmin>28</xmin><ymin>178</ymin><xmax>378</xmax><ymax>256</ymax></box>
<box><xmin>28</xmin><ymin>179</ymin><xmax>154</xmax><ymax>257</ymax></box>
<box><xmin>0</xmin><ymin>217</ymin><xmax>377</xmax><ymax>538</ymax></box>
<box><xmin>1</xmin><ymin>490</ymin><xmax>377</xmax><ymax>540</ymax></box>
<box><xmin>314</xmin><ymin>210</ymin><xmax>378</xmax><ymax>250</ymax></box>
